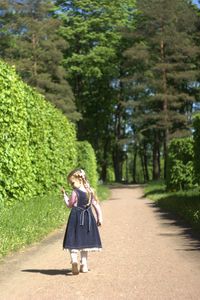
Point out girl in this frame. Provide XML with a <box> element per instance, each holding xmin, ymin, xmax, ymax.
<box><xmin>61</xmin><ymin>169</ymin><xmax>103</xmax><ymax>275</ymax></box>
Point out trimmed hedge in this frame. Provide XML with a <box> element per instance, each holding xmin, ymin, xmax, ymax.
<box><xmin>145</xmin><ymin>181</ymin><xmax>200</xmax><ymax>232</ymax></box>
<box><xmin>76</xmin><ymin>141</ymin><xmax>98</xmax><ymax>188</ymax></box>
<box><xmin>166</xmin><ymin>137</ymin><xmax>195</xmax><ymax>191</ymax></box>
<box><xmin>193</xmin><ymin>114</ymin><xmax>200</xmax><ymax>185</ymax></box>
<box><xmin>0</xmin><ymin>60</ymin><xmax>77</xmax><ymax>206</ymax></box>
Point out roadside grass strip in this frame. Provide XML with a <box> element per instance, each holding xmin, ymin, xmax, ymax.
<box><xmin>144</xmin><ymin>181</ymin><xmax>200</xmax><ymax>231</ymax></box>
<box><xmin>0</xmin><ymin>184</ymin><xmax>110</xmax><ymax>259</ymax></box>
<box><xmin>0</xmin><ymin>191</ymin><xmax>68</xmax><ymax>259</ymax></box>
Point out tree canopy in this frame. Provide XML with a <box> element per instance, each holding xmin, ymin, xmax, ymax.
<box><xmin>1</xmin><ymin>0</ymin><xmax>200</xmax><ymax>182</ymax></box>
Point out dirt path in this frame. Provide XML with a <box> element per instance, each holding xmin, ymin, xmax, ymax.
<box><xmin>0</xmin><ymin>185</ymin><xmax>200</xmax><ymax>300</ymax></box>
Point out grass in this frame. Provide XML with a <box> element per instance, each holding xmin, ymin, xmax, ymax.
<box><xmin>0</xmin><ymin>184</ymin><xmax>110</xmax><ymax>260</ymax></box>
<box><xmin>96</xmin><ymin>184</ymin><xmax>111</xmax><ymax>201</ymax></box>
<box><xmin>0</xmin><ymin>190</ymin><xmax>69</xmax><ymax>259</ymax></box>
<box><xmin>144</xmin><ymin>181</ymin><xmax>200</xmax><ymax>231</ymax></box>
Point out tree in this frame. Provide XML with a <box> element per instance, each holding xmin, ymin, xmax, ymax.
<box><xmin>0</xmin><ymin>0</ymin><xmax>79</xmax><ymax>121</ymax></box>
<box><xmin>0</xmin><ymin>0</ymin><xmax>12</xmax><ymax>57</ymax></box>
<box><xmin>56</xmin><ymin>0</ymin><xmax>136</xmax><ymax>181</ymax></box>
<box><xmin>123</xmin><ymin>0</ymin><xmax>198</xmax><ymax>179</ymax></box>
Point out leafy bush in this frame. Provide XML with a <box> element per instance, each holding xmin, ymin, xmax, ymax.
<box><xmin>0</xmin><ymin>60</ymin><xmax>102</xmax><ymax>258</ymax></box>
<box><xmin>106</xmin><ymin>166</ymin><xmax>115</xmax><ymax>182</ymax></box>
<box><xmin>193</xmin><ymin>114</ymin><xmax>200</xmax><ymax>185</ymax></box>
<box><xmin>0</xmin><ymin>60</ymin><xmax>77</xmax><ymax>206</ymax></box>
<box><xmin>25</xmin><ymin>85</ymin><xmax>77</xmax><ymax>195</ymax></box>
<box><xmin>145</xmin><ymin>181</ymin><xmax>200</xmax><ymax>232</ymax></box>
<box><xmin>76</xmin><ymin>141</ymin><xmax>98</xmax><ymax>188</ymax></box>
<box><xmin>0</xmin><ymin>63</ymin><xmax>34</xmax><ymax>205</ymax></box>
<box><xmin>166</xmin><ymin>137</ymin><xmax>195</xmax><ymax>191</ymax></box>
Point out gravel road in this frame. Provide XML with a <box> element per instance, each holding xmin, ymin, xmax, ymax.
<box><xmin>0</xmin><ymin>185</ymin><xmax>200</xmax><ymax>300</ymax></box>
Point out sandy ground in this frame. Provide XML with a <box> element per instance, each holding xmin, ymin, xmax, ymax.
<box><xmin>0</xmin><ymin>185</ymin><xmax>200</xmax><ymax>300</ymax></box>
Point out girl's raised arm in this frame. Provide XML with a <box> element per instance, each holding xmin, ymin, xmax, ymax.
<box><xmin>62</xmin><ymin>189</ymin><xmax>77</xmax><ymax>208</ymax></box>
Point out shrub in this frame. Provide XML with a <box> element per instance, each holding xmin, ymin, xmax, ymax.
<box><xmin>76</xmin><ymin>141</ymin><xmax>98</xmax><ymax>188</ymax></box>
<box><xmin>25</xmin><ymin>85</ymin><xmax>77</xmax><ymax>195</ymax></box>
<box><xmin>193</xmin><ymin>114</ymin><xmax>200</xmax><ymax>185</ymax></box>
<box><xmin>166</xmin><ymin>137</ymin><xmax>195</xmax><ymax>191</ymax></box>
<box><xmin>0</xmin><ymin>63</ymin><xmax>34</xmax><ymax>205</ymax></box>
<box><xmin>106</xmin><ymin>166</ymin><xmax>115</xmax><ymax>182</ymax></box>
<box><xmin>0</xmin><ymin>60</ymin><xmax>77</xmax><ymax>206</ymax></box>
<box><xmin>145</xmin><ymin>181</ymin><xmax>200</xmax><ymax>232</ymax></box>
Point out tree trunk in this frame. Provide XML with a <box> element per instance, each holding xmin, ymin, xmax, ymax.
<box><xmin>132</xmin><ymin>147</ymin><xmax>137</xmax><ymax>183</ymax></box>
<box><xmin>158</xmin><ymin>135</ymin><xmax>161</xmax><ymax>178</ymax></box>
<box><xmin>101</xmin><ymin>160</ymin><xmax>107</xmax><ymax>183</ymax></box>
<box><xmin>143</xmin><ymin>142</ymin><xmax>149</xmax><ymax>181</ymax></box>
<box><xmin>163</xmin><ymin>128</ymin><xmax>169</xmax><ymax>179</ymax></box>
<box><xmin>112</xmin><ymin>100</ymin><xmax>123</xmax><ymax>182</ymax></box>
<box><xmin>152</xmin><ymin>131</ymin><xmax>160</xmax><ymax>180</ymax></box>
<box><xmin>125</xmin><ymin>154</ymin><xmax>128</xmax><ymax>183</ymax></box>
<box><xmin>160</xmin><ymin>39</ymin><xmax>168</xmax><ymax>179</ymax></box>
<box><xmin>139</xmin><ymin>148</ymin><xmax>146</xmax><ymax>183</ymax></box>
<box><xmin>32</xmin><ymin>33</ymin><xmax>37</xmax><ymax>84</ymax></box>
<box><xmin>112</xmin><ymin>144</ymin><xmax>122</xmax><ymax>182</ymax></box>
<box><xmin>100</xmin><ymin>138</ymin><xmax>110</xmax><ymax>182</ymax></box>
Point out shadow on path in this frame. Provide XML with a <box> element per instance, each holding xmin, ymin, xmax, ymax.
<box><xmin>21</xmin><ymin>269</ymin><xmax>72</xmax><ymax>276</ymax></box>
<box><xmin>143</xmin><ymin>188</ymin><xmax>165</xmax><ymax>197</ymax></box>
<box><xmin>109</xmin><ymin>184</ymin><xmax>146</xmax><ymax>190</ymax></box>
<box><xmin>144</xmin><ymin>199</ymin><xmax>200</xmax><ymax>253</ymax></box>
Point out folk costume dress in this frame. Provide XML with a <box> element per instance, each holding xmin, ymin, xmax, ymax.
<box><xmin>63</xmin><ymin>188</ymin><xmax>102</xmax><ymax>252</ymax></box>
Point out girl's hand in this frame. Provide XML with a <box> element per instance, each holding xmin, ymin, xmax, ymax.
<box><xmin>61</xmin><ymin>187</ymin><xmax>65</xmax><ymax>194</ymax></box>
<box><xmin>97</xmin><ymin>220</ymin><xmax>102</xmax><ymax>227</ymax></box>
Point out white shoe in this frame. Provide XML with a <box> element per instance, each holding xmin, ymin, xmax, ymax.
<box><xmin>80</xmin><ymin>264</ymin><xmax>88</xmax><ymax>273</ymax></box>
<box><xmin>72</xmin><ymin>262</ymin><xmax>79</xmax><ymax>275</ymax></box>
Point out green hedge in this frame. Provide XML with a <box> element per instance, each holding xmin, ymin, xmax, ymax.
<box><xmin>76</xmin><ymin>141</ymin><xmax>98</xmax><ymax>188</ymax></box>
<box><xmin>0</xmin><ymin>60</ymin><xmax>77</xmax><ymax>206</ymax></box>
<box><xmin>166</xmin><ymin>137</ymin><xmax>195</xmax><ymax>191</ymax></box>
<box><xmin>145</xmin><ymin>181</ymin><xmax>200</xmax><ymax>232</ymax></box>
<box><xmin>193</xmin><ymin>114</ymin><xmax>200</xmax><ymax>185</ymax></box>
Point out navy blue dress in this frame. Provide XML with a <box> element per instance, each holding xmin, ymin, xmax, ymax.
<box><xmin>63</xmin><ymin>189</ymin><xmax>102</xmax><ymax>251</ymax></box>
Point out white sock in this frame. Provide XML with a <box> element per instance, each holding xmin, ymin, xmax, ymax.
<box><xmin>80</xmin><ymin>251</ymin><xmax>88</xmax><ymax>266</ymax></box>
<box><xmin>70</xmin><ymin>250</ymin><xmax>78</xmax><ymax>264</ymax></box>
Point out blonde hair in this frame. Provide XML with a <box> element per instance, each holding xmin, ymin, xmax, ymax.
<box><xmin>67</xmin><ymin>168</ymin><xmax>97</xmax><ymax>206</ymax></box>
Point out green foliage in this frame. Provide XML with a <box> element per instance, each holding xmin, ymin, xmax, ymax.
<box><xmin>0</xmin><ymin>0</ymin><xmax>80</xmax><ymax>121</ymax></box>
<box><xmin>25</xmin><ymin>85</ymin><xmax>77</xmax><ymax>195</ymax></box>
<box><xmin>106</xmin><ymin>167</ymin><xmax>115</xmax><ymax>183</ymax></box>
<box><xmin>76</xmin><ymin>141</ymin><xmax>98</xmax><ymax>188</ymax></box>
<box><xmin>96</xmin><ymin>184</ymin><xmax>111</xmax><ymax>201</ymax></box>
<box><xmin>0</xmin><ymin>62</ymin><xmax>34</xmax><ymax>204</ymax></box>
<box><xmin>166</xmin><ymin>137</ymin><xmax>195</xmax><ymax>191</ymax></box>
<box><xmin>56</xmin><ymin>0</ymin><xmax>136</xmax><ymax>181</ymax></box>
<box><xmin>193</xmin><ymin>114</ymin><xmax>200</xmax><ymax>185</ymax></box>
<box><xmin>58</xmin><ymin>0</ymin><xmax>135</xmax><ymax>80</ymax></box>
<box><xmin>0</xmin><ymin>191</ymin><xmax>69</xmax><ymax>259</ymax></box>
<box><xmin>0</xmin><ymin>60</ymin><xmax>77</xmax><ymax>205</ymax></box>
<box><xmin>0</xmin><ymin>60</ymin><xmax>101</xmax><ymax>256</ymax></box>
<box><xmin>123</xmin><ymin>0</ymin><xmax>198</xmax><ymax>180</ymax></box>
<box><xmin>145</xmin><ymin>181</ymin><xmax>200</xmax><ymax>232</ymax></box>
<box><xmin>0</xmin><ymin>184</ymin><xmax>110</xmax><ymax>259</ymax></box>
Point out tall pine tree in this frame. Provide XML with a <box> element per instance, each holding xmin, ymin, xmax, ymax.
<box><xmin>0</xmin><ymin>0</ymin><xmax>79</xmax><ymax>121</ymax></box>
<box><xmin>123</xmin><ymin>0</ymin><xmax>198</xmax><ymax>179</ymax></box>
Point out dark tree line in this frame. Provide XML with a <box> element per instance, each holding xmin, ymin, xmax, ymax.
<box><xmin>0</xmin><ymin>0</ymin><xmax>200</xmax><ymax>182</ymax></box>
<box><xmin>123</xmin><ymin>0</ymin><xmax>199</xmax><ymax>181</ymax></box>
<box><xmin>0</xmin><ymin>0</ymin><xmax>80</xmax><ymax>121</ymax></box>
